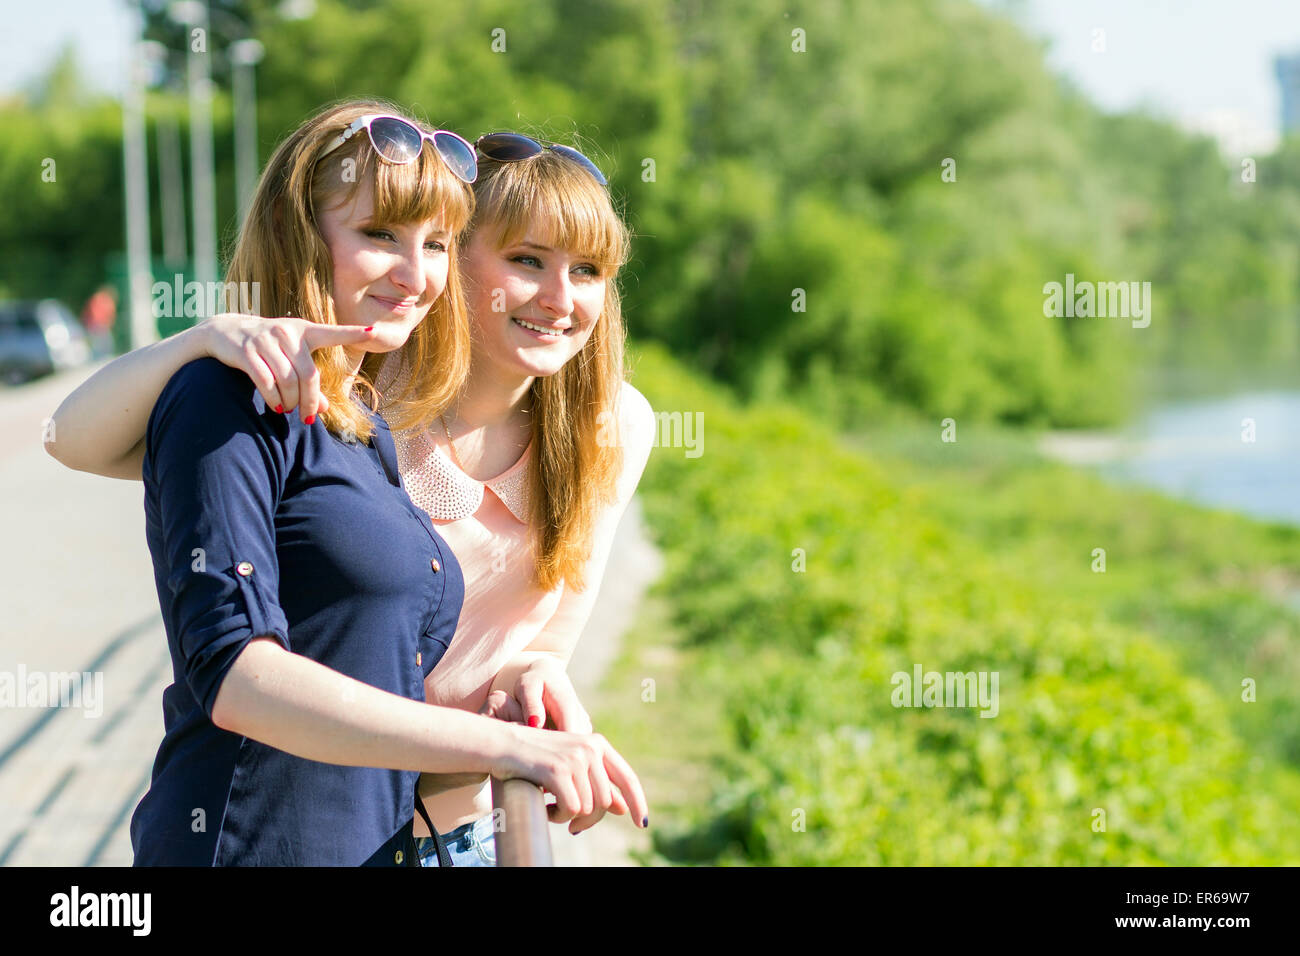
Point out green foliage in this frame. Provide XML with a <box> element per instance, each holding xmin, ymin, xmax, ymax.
<box><xmin>624</xmin><ymin>343</ymin><xmax>1300</xmax><ymax>865</ymax></box>
<box><xmin>5</xmin><ymin>0</ymin><xmax>1300</xmax><ymax>416</ymax></box>
<box><xmin>0</xmin><ymin>97</ymin><xmax>127</xmax><ymax>313</ymax></box>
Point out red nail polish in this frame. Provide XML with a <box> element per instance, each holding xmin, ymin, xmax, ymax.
<box><xmin>528</xmin><ymin>716</ymin><xmax>541</xmax><ymax>728</ymax></box>
<box><xmin>304</xmin><ymin>414</ymin><xmax>316</xmax><ymax>426</ymax></box>
<box><xmin>364</xmin><ymin>326</ymin><xmax>374</xmax><ymax>332</ymax></box>
<box><xmin>275</xmin><ymin>405</ymin><xmax>283</xmax><ymax>414</ymax></box>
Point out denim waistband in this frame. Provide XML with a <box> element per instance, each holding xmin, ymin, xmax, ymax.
<box><xmin>439</xmin><ymin>820</ymin><xmax>477</xmax><ymax>846</ymax></box>
<box><xmin>415</xmin><ymin>814</ymin><xmax>496</xmax><ymax>867</ymax></box>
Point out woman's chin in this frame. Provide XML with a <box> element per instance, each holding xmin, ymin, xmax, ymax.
<box><xmin>510</xmin><ymin>355</ymin><xmax>568</xmax><ymax>379</ymax></box>
<box><xmin>362</xmin><ymin>320</ymin><xmax>414</xmax><ymax>353</ymax></box>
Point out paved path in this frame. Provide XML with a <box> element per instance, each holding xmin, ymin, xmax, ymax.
<box><xmin>548</xmin><ymin>494</ymin><xmax>662</xmax><ymax>866</ymax></box>
<box><xmin>0</xmin><ymin>363</ymin><xmax>661</xmax><ymax>867</ymax></box>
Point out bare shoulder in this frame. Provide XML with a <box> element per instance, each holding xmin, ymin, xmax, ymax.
<box><xmin>608</xmin><ymin>381</ymin><xmax>656</xmax><ymax>502</ymax></box>
<box><xmin>615</xmin><ymin>379</ymin><xmax>656</xmax><ymax>450</ymax></box>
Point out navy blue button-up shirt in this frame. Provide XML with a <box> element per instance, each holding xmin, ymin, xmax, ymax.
<box><xmin>130</xmin><ymin>358</ymin><xmax>463</xmax><ymax>866</ymax></box>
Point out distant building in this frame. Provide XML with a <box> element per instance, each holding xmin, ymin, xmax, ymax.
<box><xmin>1182</xmin><ymin>108</ymin><xmax>1278</xmax><ymax>159</ymax></box>
<box><xmin>1276</xmin><ymin>53</ymin><xmax>1300</xmax><ymax>133</ymax></box>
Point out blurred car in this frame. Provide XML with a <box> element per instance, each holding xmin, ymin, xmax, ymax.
<box><xmin>0</xmin><ymin>299</ymin><xmax>92</xmax><ymax>385</ymax></box>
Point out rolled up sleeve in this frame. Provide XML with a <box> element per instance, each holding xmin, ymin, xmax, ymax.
<box><xmin>145</xmin><ymin>360</ymin><xmax>292</xmax><ymax>718</ymax></box>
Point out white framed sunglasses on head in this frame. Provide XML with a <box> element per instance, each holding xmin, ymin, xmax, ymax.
<box><xmin>320</xmin><ymin>114</ymin><xmax>478</xmax><ymax>183</ymax></box>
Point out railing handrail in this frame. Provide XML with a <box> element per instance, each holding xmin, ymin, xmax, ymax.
<box><xmin>490</xmin><ymin>776</ymin><xmax>553</xmax><ymax>867</ymax></box>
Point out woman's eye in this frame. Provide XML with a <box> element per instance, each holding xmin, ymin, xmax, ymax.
<box><xmin>573</xmin><ymin>263</ymin><xmax>601</xmax><ymax>278</ymax></box>
<box><xmin>365</xmin><ymin>229</ymin><xmax>395</xmax><ymax>241</ymax></box>
<box><xmin>511</xmin><ymin>255</ymin><xmax>542</xmax><ymax>268</ymax></box>
<box><xmin>424</xmin><ymin>240</ymin><xmax>447</xmax><ymax>253</ymax></box>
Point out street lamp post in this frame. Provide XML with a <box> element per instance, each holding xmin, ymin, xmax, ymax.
<box><xmin>229</xmin><ymin>38</ymin><xmax>264</xmax><ymax>225</ymax></box>
<box><xmin>169</xmin><ymin>0</ymin><xmax>218</xmax><ymax>292</ymax></box>
<box><xmin>137</xmin><ymin>39</ymin><xmax>187</xmax><ymax>270</ymax></box>
<box><xmin>122</xmin><ymin>14</ymin><xmax>157</xmax><ymax>350</ymax></box>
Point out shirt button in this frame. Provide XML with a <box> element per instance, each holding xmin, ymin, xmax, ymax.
<box><xmin>394</xmin><ymin>849</ymin><xmax>404</xmax><ymax>865</ymax></box>
<box><xmin>430</xmin><ymin>558</ymin><xmax>440</xmax><ymax>573</ymax></box>
<box><xmin>236</xmin><ymin>561</ymin><xmax>254</xmax><ymax>577</ymax></box>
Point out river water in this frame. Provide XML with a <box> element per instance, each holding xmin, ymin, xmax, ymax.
<box><xmin>1042</xmin><ymin>392</ymin><xmax>1300</xmax><ymax>526</ymax></box>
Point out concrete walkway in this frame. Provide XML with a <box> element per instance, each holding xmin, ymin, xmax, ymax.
<box><xmin>0</xmin><ymin>363</ymin><xmax>660</xmax><ymax>867</ymax></box>
<box><xmin>548</xmin><ymin>495</ymin><xmax>662</xmax><ymax>866</ymax></box>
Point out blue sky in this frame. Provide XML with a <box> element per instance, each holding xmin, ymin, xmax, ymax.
<box><xmin>8</xmin><ymin>0</ymin><xmax>1300</xmax><ymax>155</ymax></box>
<box><xmin>983</xmin><ymin>0</ymin><xmax>1300</xmax><ymax>154</ymax></box>
<box><xmin>2</xmin><ymin>1</ymin><xmax>135</xmax><ymax>98</ymax></box>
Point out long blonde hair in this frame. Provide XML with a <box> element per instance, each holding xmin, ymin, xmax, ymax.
<box><xmin>464</xmin><ymin>151</ymin><xmax>631</xmax><ymax>592</ymax></box>
<box><xmin>225</xmin><ymin>99</ymin><xmax>474</xmax><ymax>442</ymax></box>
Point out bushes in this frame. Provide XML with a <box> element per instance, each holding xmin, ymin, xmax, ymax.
<box><xmin>626</xmin><ymin>343</ymin><xmax>1300</xmax><ymax>864</ymax></box>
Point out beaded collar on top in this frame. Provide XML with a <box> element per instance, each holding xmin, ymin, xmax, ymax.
<box><xmin>392</xmin><ymin>420</ymin><xmax>532</xmax><ymax>524</ymax></box>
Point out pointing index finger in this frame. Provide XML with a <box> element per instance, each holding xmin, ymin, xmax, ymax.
<box><xmin>302</xmin><ymin>322</ymin><xmax>379</xmax><ymax>351</ymax></box>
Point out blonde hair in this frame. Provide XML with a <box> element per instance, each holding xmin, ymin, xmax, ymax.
<box><xmin>464</xmin><ymin>150</ymin><xmax>631</xmax><ymax>593</ymax></box>
<box><xmin>225</xmin><ymin>98</ymin><xmax>474</xmax><ymax>443</ymax></box>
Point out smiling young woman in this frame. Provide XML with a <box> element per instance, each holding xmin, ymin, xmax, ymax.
<box><xmin>384</xmin><ymin>145</ymin><xmax>655</xmax><ymax>866</ymax></box>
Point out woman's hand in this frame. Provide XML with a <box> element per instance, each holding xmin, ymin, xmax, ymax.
<box><xmin>510</xmin><ymin>658</ymin><xmax>624</xmax><ymax>833</ymax></box>
<box><xmin>199</xmin><ymin>314</ymin><xmax>378</xmax><ymax>423</ymax></box>
<box><xmin>495</xmin><ymin>724</ymin><xmax>649</xmax><ymax>834</ymax></box>
<box><xmin>514</xmin><ymin>656</ymin><xmax>592</xmax><ymax>733</ymax></box>
<box><xmin>479</xmin><ymin>689</ymin><xmax>526</xmax><ymax>724</ymax></box>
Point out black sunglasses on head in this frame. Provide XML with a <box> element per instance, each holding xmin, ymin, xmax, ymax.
<box><xmin>474</xmin><ymin>132</ymin><xmax>608</xmax><ymax>186</ymax></box>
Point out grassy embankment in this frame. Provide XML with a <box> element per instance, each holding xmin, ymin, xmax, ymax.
<box><xmin>590</xmin><ymin>344</ymin><xmax>1300</xmax><ymax>865</ymax></box>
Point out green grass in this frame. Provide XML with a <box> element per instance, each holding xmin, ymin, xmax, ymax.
<box><xmin>595</xmin><ymin>343</ymin><xmax>1300</xmax><ymax>865</ymax></box>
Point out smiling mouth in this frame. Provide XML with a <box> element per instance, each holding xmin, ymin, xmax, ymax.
<box><xmin>512</xmin><ymin>317</ymin><xmax>571</xmax><ymax>335</ymax></box>
<box><xmin>372</xmin><ymin>295</ymin><xmax>418</xmax><ymax>310</ymax></box>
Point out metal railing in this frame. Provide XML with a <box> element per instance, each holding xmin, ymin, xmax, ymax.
<box><xmin>490</xmin><ymin>777</ymin><xmax>553</xmax><ymax>866</ymax></box>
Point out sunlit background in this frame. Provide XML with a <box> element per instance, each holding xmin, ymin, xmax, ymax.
<box><xmin>3</xmin><ymin>0</ymin><xmax>1300</xmax><ymax>865</ymax></box>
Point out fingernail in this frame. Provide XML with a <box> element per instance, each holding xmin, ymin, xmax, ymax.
<box><xmin>527</xmin><ymin>716</ymin><xmax>541</xmax><ymax>728</ymax></box>
<box><xmin>642</xmin><ymin>816</ymin><xmax>649</xmax><ymax>828</ymax></box>
<box><xmin>364</xmin><ymin>326</ymin><xmax>374</xmax><ymax>332</ymax></box>
<box><xmin>304</xmin><ymin>414</ymin><xmax>316</xmax><ymax>425</ymax></box>
<box><xmin>274</xmin><ymin>405</ymin><xmax>284</xmax><ymax>414</ymax></box>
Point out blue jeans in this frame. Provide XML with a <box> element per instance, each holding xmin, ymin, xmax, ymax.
<box><xmin>416</xmin><ymin>815</ymin><xmax>497</xmax><ymax>867</ymax></box>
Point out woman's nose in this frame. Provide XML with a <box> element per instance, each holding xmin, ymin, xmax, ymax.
<box><xmin>390</xmin><ymin>244</ymin><xmax>427</xmax><ymax>297</ymax></box>
<box><xmin>536</xmin><ymin>270</ymin><xmax>573</xmax><ymax>318</ymax></box>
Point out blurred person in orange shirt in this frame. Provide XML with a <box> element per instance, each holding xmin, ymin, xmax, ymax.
<box><xmin>81</xmin><ymin>285</ymin><xmax>117</xmax><ymax>357</ymax></box>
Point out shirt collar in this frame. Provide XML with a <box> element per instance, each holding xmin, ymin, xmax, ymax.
<box><xmin>391</xmin><ymin>424</ymin><xmax>531</xmax><ymax>524</ymax></box>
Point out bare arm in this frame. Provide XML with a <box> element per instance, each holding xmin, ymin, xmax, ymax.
<box><xmin>214</xmin><ymin>636</ymin><xmax>648</xmax><ymax>825</ymax></box>
<box><xmin>44</xmin><ymin>316</ymin><xmax>376</xmax><ymax>480</ymax></box>
<box><xmin>213</xmin><ymin>638</ymin><xmax>515</xmax><ymax>773</ymax></box>
<box><xmin>45</xmin><ymin>324</ymin><xmax>211</xmax><ymax>479</ymax></box>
